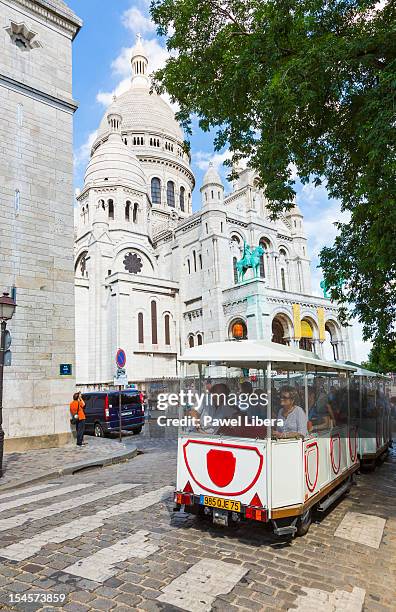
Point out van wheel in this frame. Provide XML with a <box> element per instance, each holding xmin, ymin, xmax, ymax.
<box><xmin>132</xmin><ymin>427</ymin><xmax>142</xmax><ymax>435</ymax></box>
<box><xmin>296</xmin><ymin>508</ymin><xmax>312</xmax><ymax>537</ymax></box>
<box><xmin>94</xmin><ymin>423</ymin><xmax>105</xmax><ymax>437</ymax></box>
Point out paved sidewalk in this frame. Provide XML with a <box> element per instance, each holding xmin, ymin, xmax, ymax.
<box><xmin>0</xmin><ymin>437</ymin><xmax>138</xmax><ymax>492</ymax></box>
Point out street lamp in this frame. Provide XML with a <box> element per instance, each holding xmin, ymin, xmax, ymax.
<box><xmin>0</xmin><ymin>292</ymin><xmax>17</xmax><ymax>478</ymax></box>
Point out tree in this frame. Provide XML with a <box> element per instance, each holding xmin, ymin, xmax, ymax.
<box><xmin>362</xmin><ymin>339</ymin><xmax>396</xmax><ymax>373</ymax></box>
<box><xmin>151</xmin><ymin>0</ymin><xmax>396</xmax><ymax>345</ymax></box>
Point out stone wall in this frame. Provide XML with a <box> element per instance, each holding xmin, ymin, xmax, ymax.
<box><xmin>0</xmin><ymin>0</ymin><xmax>81</xmax><ymax>450</ymax></box>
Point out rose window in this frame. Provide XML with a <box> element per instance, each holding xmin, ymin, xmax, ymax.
<box><xmin>124</xmin><ymin>252</ymin><xmax>143</xmax><ymax>274</ymax></box>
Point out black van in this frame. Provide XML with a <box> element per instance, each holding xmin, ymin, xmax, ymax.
<box><xmin>82</xmin><ymin>390</ymin><xmax>145</xmax><ymax>437</ymax></box>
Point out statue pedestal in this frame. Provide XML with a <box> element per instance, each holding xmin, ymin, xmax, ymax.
<box><xmin>243</xmin><ymin>279</ymin><xmax>271</xmax><ymax>341</ymax></box>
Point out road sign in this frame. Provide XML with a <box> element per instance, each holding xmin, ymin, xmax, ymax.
<box><xmin>3</xmin><ymin>330</ymin><xmax>12</xmax><ymax>366</ymax></box>
<box><xmin>114</xmin><ymin>373</ymin><xmax>128</xmax><ymax>387</ymax></box>
<box><xmin>116</xmin><ymin>349</ymin><xmax>126</xmax><ymax>369</ymax></box>
<box><xmin>4</xmin><ymin>330</ymin><xmax>11</xmax><ymax>351</ymax></box>
<box><xmin>60</xmin><ymin>364</ymin><xmax>72</xmax><ymax>376</ymax></box>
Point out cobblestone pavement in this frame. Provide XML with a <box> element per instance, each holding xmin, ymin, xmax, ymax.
<box><xmin>0</xmin><ymin>437</ymin><xmax>394</xmax><ymax>612</ymax></box>
<box><xmin>1</xmin><ymin>437</ymin><xmax>136</xmax><ymax>489</ymax></box>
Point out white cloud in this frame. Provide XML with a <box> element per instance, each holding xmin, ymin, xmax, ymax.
<box><xmin>111</xmin><ymin>38</ymin><xmax>169</xmax><ymax>78</ymax></box>
<box><xmin>304</xmin><ymin>202</ymin><xmax>349</xmax><ymax>261</ymax></box>
<box><xmin>96</xmin><ymin>38</ymin><xmax>171</xmax><ymax>108</ymax></box>
<box><xmin>351</xmin><ymin>322</ymin><xmax>372</xmax><ymax>362</ymax></box>
<box><xmin>122</xmin><ymin>7</ymin><xmax>156</xmax><ymax>34</ymax></box>
<box><xmin>194</xmin><ymin>150</ymin><xmax>232</xmax><ymax>172</ymax></box>
<box><xmin>74</xmin><ymin>130</ymin><xmax>97</xmax><ymax>170</ymax></box>
<box><xmin>96</xmin><ymin>78</ymin><xmax>131</xmax><ymax>107</ymax></box>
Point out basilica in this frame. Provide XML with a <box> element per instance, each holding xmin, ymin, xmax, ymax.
<box><xmin>74</xmin><ymin>37</ymin><xmax>353</xmax><ymax>386</ymax></box>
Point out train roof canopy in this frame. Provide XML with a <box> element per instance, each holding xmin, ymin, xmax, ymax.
<box><xmin>179</xmin><ymin>340</ymin><xmax>356</xmax><ymax>372</ymax></box>
<box><xmin>341</xmin><ymin>361</ymin><xmax>390</xmax><ymax>379</ymax></box>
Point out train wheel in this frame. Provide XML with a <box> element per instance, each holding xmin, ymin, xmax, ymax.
<box><xmin>296</xmin><ymin>508</ymin><xmax>312</xmax><ymax>537</ymax></box>
<box><xmin>361</xmin><ymin>460</ymin><xmax>376</xmax><ymax>472</ymax></box>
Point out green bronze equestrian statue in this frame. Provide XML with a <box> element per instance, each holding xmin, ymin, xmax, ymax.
<box><xmin>320</xmin><ymin>277</ymin><xmax>345</xmax><ymax>299</ymax></box>
<box><xmin>236</xmin><ymin>241</ymin><xmax>265</xmax><ymax>283</ymax></box>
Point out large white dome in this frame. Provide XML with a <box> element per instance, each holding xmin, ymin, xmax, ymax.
<box><xmin>97</xmin><ymin>36</ymin><xmax>183</xmax><ymax>143</ymax></box>
<box><xmin>97</xmin><ymin>87</ymin><xmax>183</xmax><ymax>142</ymax></box>
<box><xmin>85</xmin><ymin>133</ymin><xmax>147</xmax><ymax>190</ymax></box>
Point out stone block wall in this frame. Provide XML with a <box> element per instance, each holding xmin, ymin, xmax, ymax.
<box><xmin>0</xmin><ymin>0</ymin><xmax>81</xmax><ymax>450</ymax></box>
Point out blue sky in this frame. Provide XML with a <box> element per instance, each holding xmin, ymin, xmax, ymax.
<box><xmin>67</xmin><ymin>0</ymin><xmax>370</xmax><ymax>361</ymax></box>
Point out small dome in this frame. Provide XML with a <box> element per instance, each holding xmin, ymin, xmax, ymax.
<box><xmin>202</xmin><ymin>162</ymin><xmax>223</xmax><ymax>187</ymax></box>
<box><xmin>108</xmin><ymin>95</ymin><xmax>122</xmax><ymax>117</ymax></box>
<box><xmin>85</xmin><ymin>138</ymin><xmax>147</xmax><ymax>190</ymax></box>
<box><xmin>286</xmin><ymin>202</ymin><xmax>302</xmax><ymax>216</ymax></box>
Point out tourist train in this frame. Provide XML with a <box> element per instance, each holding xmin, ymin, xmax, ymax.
<box><xmin>173</xmin><ymin>340</ymin><xmax>392</xmax><ymax>536</ymax></box>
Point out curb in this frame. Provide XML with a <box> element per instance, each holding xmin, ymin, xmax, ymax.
<box><xmin>0</xmin><ymin>446</ymin><xmax>138</xmax><ymax>493</ymax></box>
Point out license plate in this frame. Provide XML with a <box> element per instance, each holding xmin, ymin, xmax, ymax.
<box><xmin>200</xmin><ymin>495</ymin><xmax>241</xmax><ymax>513</ymax></box>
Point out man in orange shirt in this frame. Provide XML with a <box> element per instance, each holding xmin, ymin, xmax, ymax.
<box><xmin>70</xmin><ymin>392</ymin><xmax>86</xmax><ymax>447</ymax></box>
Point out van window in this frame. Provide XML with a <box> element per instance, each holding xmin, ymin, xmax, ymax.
<box><xmin>83</xmin><ymin>394</ymin><xmax>104</xmax><ymax>413</ymax></box>
<box><xmin>109</xmin><ymin>392</ymin><xmax>140</xmax><ymax>406</ymax></box>
<box><xmin>92</xmin><ymin>394</ymin><xmax>105</xmax><ymax>410</ymax></box>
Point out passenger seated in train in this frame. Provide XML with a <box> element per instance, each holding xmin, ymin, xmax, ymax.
<box><xmin>194</xmin><ymin>383</ymin><xmax>236</xmax><ymax>434</ymax></box>
<box><xmin>274</xmin><ymin>385</ymin><xmax>308</xmax><ymax>438</ymax></box>
<box><xmin>307</xmin><ymin>387</ymin><xmax>333</xmax><ymax>432</ymax></box>
<box><xmin>313</xmin><ymin>378</ymin><xmax>336</xmax><ymax>424</ymax></box>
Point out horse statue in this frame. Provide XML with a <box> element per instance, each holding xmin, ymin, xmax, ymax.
<box><xmin>236</xmin><ymin>241</ymin><xmax>265</xmax><ymax>283</ymax></box>
<box><xmin>320</xmin><ymin>277</ymin><xmax>345</xmax><ymax>299</ymax></box>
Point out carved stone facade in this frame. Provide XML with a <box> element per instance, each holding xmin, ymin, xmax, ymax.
<box><xmin>75</xmin><ymin>38</ymin><xmax>352</xmax><ymax>386</ymax></box>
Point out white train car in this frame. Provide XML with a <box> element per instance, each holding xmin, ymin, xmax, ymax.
<box><xmin>174</xmin><ymin>341</ymin><xmax>358</xmax><ymax>536</ymax></box>
<box><xmin>345</xmin><ymin>362</ymin><xmax>392</xmax><ymax>468</ymax></box>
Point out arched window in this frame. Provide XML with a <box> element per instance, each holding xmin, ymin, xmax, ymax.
<box><xmin>299</xmin><ymin>320</ymin><xmax>314</xmax><ymax>351</ymax></box>
<box><xmin>108</xmin><ymin>199</ymin><xmax>114</xmax><ymax>220</ymax></box>
<box><xmin>151</xmin><ymin>301</ymin><xmax>158</xmax><ymax>344</ymax></box>
<box><xmin>98</xmin><ymin>199</ymin><xmax>105</xmax><ymax>210</ymax></box>
<box><xmin>230</xmin><ymin>319</ymin><xmax>247</xmax><ymax>340</ymax></box>
<box><xmin>167</xmin><ymin>181</ymin><xmax>175</xmax><ymax>207</ymax></box>
<box><xmin>193</xmin><ymin>251</ymin><xmax>197</xmax><ymax>272</ymax></box>
<box><xmin>272</xmin><ymin>318</ymin><xmax>287</xmax><ymax>345</ymax></box>
<box><xmin>151</xmin><ymin>178</ymin><xmax>161</xmax><ymax>205</ymax></box>
<box><xmin>233</xmin><ymin>257</ymin><xmax>238</xmax><ymax>284</ymax></box>
<box><xmin>199</xmin><ymin>254</ymin><xmax>202</xmax><ymax>269</ymax></box>
<box><xmin>281</xmin><ymin>268</ymin><xmax>286</xmax><ymax>290</ymax></box>
<box><xmin>259</xmin><ymin>239</ymin><xmax>269</xmax><ymax>278</ymax></box>
<box><xmin>133</xmin><ymin>203</ymin><xmax>138</xmax><ymax>223</ymax></box>
<box><xmin>164</xmin><ymin>314</ymin><xmax>170</xmax><ymax>345</ymax></box>
<box><xmin>188</xmin><ymin>335</ymin><xmax>194</xmax><ymax>348</ymax></box>
<box><xmin>138</xmin><ymin>313</ymin><xmax>144</xmax><ymax>344</ymax></box>
<box><xmin>180</xmin><ymin>186</ymin><xmax>185</xmax><ymax>211</ymax></box>
<box><xmin>125</xmin><ymin>201</ymin><xmax>131</xmax><ymax>221</ymax></box>
<box><xmin>187</xmin><ymin>259</ymin><xmax>191</xmax><ymax>274</ymax></box>
<box><xmin>197</xmin><ymin>334</ymin><xmax>203</xmax><ymax>346</ymax></box>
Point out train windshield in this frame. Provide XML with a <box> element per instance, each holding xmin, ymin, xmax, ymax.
<box><xmin>177</xmin><ymin>366</ymin><xmax>351</xmax><ymax>440</ymax></box>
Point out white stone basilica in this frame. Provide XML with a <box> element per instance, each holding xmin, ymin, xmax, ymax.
<box><xmin>74</xmin><ymin>38</ymin><xmax>352</xmax><ymax>386</ymax></box>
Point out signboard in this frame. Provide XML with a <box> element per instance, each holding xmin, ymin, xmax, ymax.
<box><xmin>4</xmin><ymin>330</ymin><xmax>11</xmax><ymax>351</ymax></box>
<box><xmin>60</xmin><ymin>364</ymin><xmax>72</xmax><ymax>376</ymax></box>
<box><xmin>113</xmin><ymin>374</ymin><xmax>128</xmax><ymax>388</ymax></box>
<box><xmin>116</xmin><ymin>349</ymin><xmax>126</xmax><ymax>369</ymax></box>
